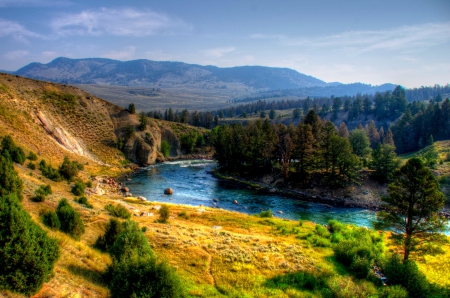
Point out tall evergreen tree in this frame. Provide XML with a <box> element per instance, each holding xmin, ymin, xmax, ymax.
<box><xmin>293</xmin><ymin>124</ymin><xmax>315</xmax><ymax>184</ymax></box>
<box><xmin>375</xmin><ymin>158</ymin><xmax>448</xmax><ymax>261</ymax></box>
<box><xmin>369</xmin><ymin>144</ymin><xmax>400</xmax><ymax>182</ymax></box>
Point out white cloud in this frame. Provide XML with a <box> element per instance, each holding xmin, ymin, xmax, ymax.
<box><xmin>3</xmin><ymin>50</ymin><xmax>29</xmax><ymax>60</ymax></box>
<box><xmin>202</xmin><ymin>47</ymin><xmax>235</xmax><ymax>58</ymax></box>
<box><xmin>102</xmin><ymin>46</ymin><xmax>136</xmax><ymax>60</ymax></box>
<box><xmin>0</xmin><ymin>18</ymin><xmax>41</xmax><ymax>42</ymax></box>
<box><xmin>284</xmin><ymin>22</ymin><xmax>450</xmax><ymax>54</ymax></box>
<box><xmin>51</xmin><ymin>7</ymin><xmax>191</xmax><ymax>37</ymax></box>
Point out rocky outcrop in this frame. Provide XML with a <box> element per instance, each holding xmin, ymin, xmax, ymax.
<box><xmin>123</xmin><ymin>133</ymin><xmax>165</xmax><ymax>165</ymax></box>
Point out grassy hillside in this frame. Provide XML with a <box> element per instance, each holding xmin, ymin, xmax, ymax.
<box><xmin>0</xmin><ymin>73</ymin><xmax>449</xmax><ymax>297</ymax></box>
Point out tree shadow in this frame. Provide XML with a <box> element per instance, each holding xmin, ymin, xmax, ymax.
<box><xmin>66</xmin><ymin>264</ymin><xmax>106</xmax><ymax>286</ymax></box>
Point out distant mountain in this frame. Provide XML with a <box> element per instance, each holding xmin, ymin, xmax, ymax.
<box><xmin>14</xmin><ymin>57</ymin><xmax>327</xmax><ymax>90</ymax></box>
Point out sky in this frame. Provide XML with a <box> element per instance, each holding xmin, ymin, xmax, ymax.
<box><xmin>0</xmin><ymin>0</ymin><xmax>449</xmax><ymax>88</ymax></box>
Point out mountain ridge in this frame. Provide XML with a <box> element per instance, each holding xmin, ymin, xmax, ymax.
<box><xmin>15</xmin><ymin>57</ymin><xmax>327</xmax><ymax>90</ymax></box>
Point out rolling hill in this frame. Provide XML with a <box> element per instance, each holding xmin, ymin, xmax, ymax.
<box><xmin>15</xmin><ymin>57</ymin><xmax>327</xmax><ymax>90</ymax></box>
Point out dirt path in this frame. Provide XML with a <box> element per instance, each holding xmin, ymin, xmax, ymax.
<box><xmin>203</xmin><ymin>247</ymin><xmax>216</xmax><ymax>287</ymax></box>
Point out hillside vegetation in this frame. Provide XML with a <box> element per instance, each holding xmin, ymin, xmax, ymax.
<box><xmin>0</xmin><ymin>73</ymin><xmax>449</xmax><ymax>297</ymax></box>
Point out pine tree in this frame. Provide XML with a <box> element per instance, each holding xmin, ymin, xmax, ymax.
<box><xmin>369</xmin><ymin>144</ymin><xmax>400</xmax><ymax>182</ymax></box>
<box><xmin>0</xmin><ymin>193</ymin><xmax>60</xmax><ymax>295</ymax></box>
<box><xmin>128</xmin><ymin>103</ymin><xmax>136</xmax><ymax>114</ymax></box>
<box><xmin>338</xmin><ymin>122</ymin><xmax>349</xmax><ymax>138</ymax></box>
<box><xmin>375</xmin><ymin>158</ymin><xmax>448</xmax><ymax>261</ymax></box>
<box><xmin>293</xmin><ymin>124</ymin><xmax>315</xmax><ymax>184</ymax></box>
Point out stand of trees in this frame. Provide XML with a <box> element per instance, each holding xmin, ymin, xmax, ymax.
<box><xmin>0</xmin><ymin>136</ymin><xmax>60</xmax><ymax>295</ymax></box>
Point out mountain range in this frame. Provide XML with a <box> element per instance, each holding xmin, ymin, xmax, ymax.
<box><xmin>14</xmin><ymin>57</ymin><xmax>327</xmax><ymax>90</ymax></box>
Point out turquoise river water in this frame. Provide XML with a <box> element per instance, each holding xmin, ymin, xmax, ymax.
<box><xmin>122</xmin><ymin>160</ymin><xmax>379</xmax><ymax>227</ymax></box>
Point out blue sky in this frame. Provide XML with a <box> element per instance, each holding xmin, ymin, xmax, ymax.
<box><xmin>0</xmin><ymin>0</ymin><xmax>449</xmax><ymax>88</ymax></box>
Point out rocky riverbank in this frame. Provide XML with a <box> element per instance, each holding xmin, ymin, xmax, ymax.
<box><xmin>212</xmin><ymin>170</ymin><xmax>387</xmax><ymax>211</ymax></box>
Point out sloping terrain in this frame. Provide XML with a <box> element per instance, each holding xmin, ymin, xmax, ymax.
<box><xmin>15</xmin><ymin>57</ymin><xmax>326</xmax><ymax>90</ymax></box>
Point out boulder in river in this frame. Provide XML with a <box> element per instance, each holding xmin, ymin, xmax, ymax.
<box><xmin>164</xmin><ymin>188</ymin><xmax>173</xmax><ymax>195</ymax></box>
<box><xmin>121</xmin><ymin>186</ymin><xmax>130</xmax><ymax>192</ymax></box>
<box><xmin>137</xmin><ymin>196</ymin><xmax>146</xmax><ymax>201</ymax></box>
<box><xmin>232</xmin><ymin>200</ymin><xmax>238</xmax><ymax>205</ymax></box>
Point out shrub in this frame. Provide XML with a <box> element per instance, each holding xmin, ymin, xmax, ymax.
<box><xmin>85</xmin><ymin>180</ymin><xmax>92</xmax><ymax>188</ymax></box>
<box><xmin>74</xmin><ymin>196</ymin><xmax>93</xmax><ymax>209</ymax></box>
<box><xmin>33</xmin><ymin>184</ymin><xmax>52</xmax><ymax>202</ymax></box>
<box><xmin>158</xmin><ymin>205</ymin><xmax>170</xmax><ymax>223</ymax></box>
<box><xmin>161</xmin><ymin>140</ymin><xmax>171</xmax><ymax>157</ymax></box>
<box><xmin>105</xmin><ymin>204</ymin><xmax>131</xmax><ymax>219</ymax></box>
<box><xmin>27</xmin><ymin>162</ymin><xmax>36</xmax><ymax>170</ymax></box>
<box><xmin>0</xmin><ymin>153</ymin><xmax>24</xmax><ymax>201</ymax></box>
<box><xmin>42</xmin><ymin>210</ymin><xmax>61</xmax><ymax>230</ymax></box>
<box><xmin>259</xmin><ymin>209</ymin><xmax>273</xmax><ymax>218</ymax></box>
<box><xmin>56</xmin><ymin>198</ymin><xmax>85</xmax><ymax>240</ymax></box>
<box><xmin>0</xmin><ymin>193</ymin><xmax>60</xmax><ymax>295</ymax></box>
<box><xmin>351</xmin><ymin>256</ymin><xmax>371</xmax><ymax>279</ymax></box>
<box><xmin>95</xmin><ymin>218</ymin><xmax>124</xmax><ymax>252</ymax></box>
<box><xmin>71</xmin><ymin>181</ymin><xmax>85</xmax><ymax>196</ymax></box>
<box><xmin>378</xmin><ymin>285</ymin><xmax>408</xmax><ymax>298</ymax></box>
<box><xmin>59</xmin><ymin>156</ymin><xmax>83</xmax><ymax>181</ymax></box>
<box><xmin>1</xmin><ymin>135</ymin><xmax>26</xmax><ymax>165</ymax></box>
<box><xmin>383</xmin><ymin>255</ymin><xmax>429</xmax><ymax>297</ymax></box>
<box><xmin>178</xmin><ymin>211</ymin><xmax>190</xmax><ymax>220</ymax></box>
<box><xmin>27</xmin><ymin>151</ymin><xmax>38</xmax><ymax>161</ymax></box>
<box><xmin>106</xmin><ymin>221</ymin><xmax>186</xmax><ymax>298</ymax></box>
<box><xmin>39</xmin><ymin>159</ymin><xmax>62</xmax><ymax>182</ymax></box>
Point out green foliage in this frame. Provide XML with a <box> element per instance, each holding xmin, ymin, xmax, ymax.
<box><xmin>128</xmin><ymin>103</ymin><xmax>136</xmax><ymax>114</ymax></box>
<box><xmin>421</xmin><ymin>145</ymin><xmax>438</xmax><ymax>168</ymax></box>
<box><xmin>1</xmin><ymin>135</ymin><xmax>26</xmax><ymax>165</ymax></box>
<box><xmin>377</xmin><ymin>285</ymin><xmax>408</xmax><ymax>298</ymax></box>
<box><xmin>27</xmin><ymin>162</ymin><xmax>36</xmax><ymax>170</ymax></box>
<box><xmin>105</xmin><ymin>203</ymin><xmax>131</xmax><ymax>219</ymax></box>
<box><xmin>95</xmin><ymin>218</ymin><xmax>124</xmax><ymax>252</ymax></box>
<box><xmin>369</xmin><ymin>144</ymin><xmax>400</xmax><ymax>182</ymax></box>
<box><xmin>375</xmin><ymin>158</ymin><xmax>448</xmax><ymax>261</ymax></box>
<box><xmin>39</xmin><ymin>159</ymin><xmax>63</xmax><ymax>182</ymax></box>
<box><xmin>180</xmin><ymin>130</ymin><xmax>199</xmax><ymax>153</ymax></box>
<box><xmin>383</xmin><ymin>255</ymin><xmax>429</xmax><ymax>297</ymax></box>
<box><xmin>269</xmin><ymin>109</ymin><xmax>276</xmax><ymax>120</ymax></box>
<box><xmin>41</xmin><ymin>210</ymin><xmax>61</xmax><ymax>230</ymax></box>
<box><xmin>0</xmin><ymin>193</ymin><xmax>60</xmax><ymax>295</ymax></box>
<box><xmin>71</xmin><ymin>181</ymin><xmax>85</xmax><ymax>196</ymax></box>
<box><xmin>74</xmin><ymin>196</ymin><xmax>93</xmax><ymax>208</ymax></box>
<box><xmin>85</xmin><ymin>180</ymin><xmax>92</xmax><ymax>188</ymax></box>
<box><xmin>139</xmin><ymin>111</ymin><xmax>148</xmax><ymax>130</ymax></box>
<box><xmin>43</xmin><ymin>91</ymin><xmax>77</xmax><ymax>110</ymax></box>
<box><xmin>33</xmin><ymin>184</ymin><xmax>52</xmax><ymax>202</ymax></box>
<box><xmin>59</xmin><ymin>156</ymin><xmax>83</xmax><ymax>181</ymax></box>
<box><xmin>158</xmin><ymin>205</ymin><xmax>170</xmax><ymax>223</ymax></box>
<box><xmin>105</xmin><ymin>221</ymin><xmax>185</xmax><ymax>298</ymax></box>
<box><xmin>56</xmin><ymin>198</ymin><xmax>85</xmax><ymax>240</ymax></box>
<box><xmin>27</xmin><ymin>151</ymin><xmax>38</xmax><ymax>161</ymax></box>
<box><xmin>161</xmin><ymin>140</ymin><xmax>171</xmax><ymax>157</ymax></box>
<box><xmin>349</xmin><ymin>129</ymin><xmax>371</xmax><ymax>158</ymax></box>
<box><xmin>178</xmin><ymin>211</ymin><xmax>190</xmax><ymax>220</ymax></box>
<box><xmin>293</xmin><ymin>107</ymin><xmax>301</xmax><ymax>119</ymax></box>
<box><xmin>259</xmin><ymin>209</ymin><xmax>273</xmax><ymax>218</ymax></box>
<box><xmin>329</xmin><ymin>220</ymin><xmax>384</xmax><ymax>279</ymax></box>
<box><xmin>0</xmin><ymin>153</ymin><xmax>24</xmax><ymax>201</ymax></box>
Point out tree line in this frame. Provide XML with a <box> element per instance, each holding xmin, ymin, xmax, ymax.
<box><xmin>211</xmin><ymin>109</ymin><xmax>401</xmax><ymax>187</ymax></box>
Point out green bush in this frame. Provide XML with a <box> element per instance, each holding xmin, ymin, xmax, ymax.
<box><xmin>1</xmin><ymin>135</ymin><xmax>26</xmax><ymax>165</ymax></box>
<box><xmin>33</xmin><ymin>184</ymin><xmax>52</xmax><ymax>202</ymax></box>
<box><xmin>158</xmin><ymin>205</ymin><xmax>170</xmax><ymax>223</ymax></box>
<box><xmin>95</xmin><ymin>218</ymin><xmax>124</xmax><ymax>252</ymax></box>
<box><xmin>351</xmin><ymin>256</ymin><xmax>371</xmax><ymax>279</ymax></box>
<box><xmin>71</xmin><ymin>181</ymin><xmax>85</xmax><ymax>196</ymax></box>
<box><xmin>105</xmin><ymin>221</ymin><xmax>185</xmax><ymax>298</ymax></box>
<box><xmin>105</xmin><ymin>204</ymin><xmax>131</xmax><ymax>219</ymax></box>
<box><xmin>56</xmin><ymin>198</ymin><xmax>85</xmax><ymax>240</ymax></box>
<box><xmin>161</xmin><ymin>140</ymin><xmax>171</xmax><ymax>157</ymax></box>
<box><xmin>85</xmin><ymin>180</ymin><xmax>92</xmax><ymax>188</ymax></box>
<box><xmin>74</xmin><ymin>196</ymin><xmax>93</xmax><ymax>209</ymax></box>
<box><xmin>378</xmin><ymin>285</ymin><xmax>408</xmax><ymax>298</ymax></box>
<box><xmin>59</xmin><ymin>156</ymin><xmax>83</xmax><ymax>181</ymax></box>
<box><xmin>0</xmin><ymin>153</ymin><xmax>24</xmax><ymax>201</ymax></box>
<box><xmin>0</xmin><ymin>193</ymin><xmax>60</xmax><ymax>295</ymax></box>
<box><xmin>27</xmin><ymin>162</ymin><xmax>36</xmax><ymax>170</ymax></box>
<box><xmin>259</xmin><ymin>209</ymin><xmax>273</xmax><ymax>218</ymax></box>
<box><xmin>27</xmin><ymin>151</ymin><xmax>38</xmax><ymax>161</ymax></box>
<box><xmin>42</xmin><ymin>210</ymin><xmax>61</xmax><ymax>230</ymax></box>
<box><xmin>39</xmin><ymin>159</ymin><xmax>63</xmax><ymax>182</ymax></box>
<box><xmin>178</xmin><ymin>211</ymin><xmax>190</xmax><ymax>220</ymax></box>
<box><xmin>383</xmin><ymin>255</ymin><xmax>429</xmax><ymax>297</ymax></box>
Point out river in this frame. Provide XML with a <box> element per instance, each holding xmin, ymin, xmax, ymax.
<box><xmin>122</xmin><ymin>159</ymin><xmax>379</xmax><ymax>228</ymax></box>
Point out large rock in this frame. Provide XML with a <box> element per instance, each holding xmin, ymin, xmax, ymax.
<box><xmin>164</xmin><ymin>188</ymin><xmax>173</xmax><ymax>195</ymax></box>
